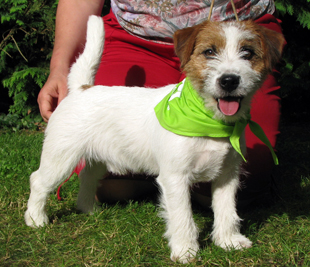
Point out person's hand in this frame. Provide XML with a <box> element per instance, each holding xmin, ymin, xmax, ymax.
<box><xmin>38</xmin><ymin>69</ymin><xmax>68</xmax><ymax>122</ymax></box>
<box><xmin>36</xmin><ymin>0</ymin><xmax>105</xmax><ymax>122</ymax></box>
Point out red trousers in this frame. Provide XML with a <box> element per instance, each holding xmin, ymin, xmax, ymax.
<box><xmin>90</xmin><ymin>11</ymin><xmax>283</xmax><ymax>200</ymax></box>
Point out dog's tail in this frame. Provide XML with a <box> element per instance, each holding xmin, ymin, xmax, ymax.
<box><xmin>68</xmin><ymin>15</ymin><xmax>104</xmax><ymax>92</ymax></box>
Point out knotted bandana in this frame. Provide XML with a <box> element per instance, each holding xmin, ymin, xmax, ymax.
<box><xmin>154</xmin><ymin>78</ymin><xmax>278</xmax><ymax>165</ymax></box>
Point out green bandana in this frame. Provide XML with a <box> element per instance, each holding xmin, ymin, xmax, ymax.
<box><xmin>154</xmin><ymin>78</ymin><xmax>278</xmax><ymax>165</ymax></box>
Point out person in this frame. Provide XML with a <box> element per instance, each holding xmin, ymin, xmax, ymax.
<box><xmin>38</xmin><ymin>0</ymin><xmax>285</xmax><ymax>207</ymax></box>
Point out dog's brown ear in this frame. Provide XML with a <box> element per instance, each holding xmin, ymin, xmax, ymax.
<box><xmin>173</xmin><ymin>23</ymin><xmax>205</xmax><ymax>69</ymax></box>
<box><xmin>260</xmin><ymin>26</ymin><xmax>286</xmax><ymax>72</ymax></box>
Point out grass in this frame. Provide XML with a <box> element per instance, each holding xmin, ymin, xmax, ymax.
<box><xmin>0</xmin><ymin>117</ymin><xmax>310</xmax><ymax>266</ymax></box>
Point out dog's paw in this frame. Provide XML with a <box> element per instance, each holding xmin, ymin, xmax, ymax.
<box><xmin>170</xmin><ymin>243</ymin><xmax>199</xmax><ymax>264</ymax></box>
<box><xmin>25</xmin><ymin>209</ymin><xmax>49</xmax><ymax>227</ymax></box>
<box><xmin>214</xmin><ymin>234</ymin><xmax>252</xmax><ymax>250</ymax></box>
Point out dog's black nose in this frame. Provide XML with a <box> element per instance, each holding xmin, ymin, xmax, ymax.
<box><xmin>219</xmin><ymin>74</ymin><xmax>240</xmax><ymax>92</ymax></box>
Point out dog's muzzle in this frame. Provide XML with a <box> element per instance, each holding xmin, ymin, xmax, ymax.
<box><xmin>217</xmin><ymin>74</ymin><xmax>242</xmax><ymax>116</ymax></box>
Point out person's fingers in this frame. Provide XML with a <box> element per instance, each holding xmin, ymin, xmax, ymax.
<box><xmin>38</xmin><ymin>89</ymin><xmax>57</xmax><ymax>122</ymax></box>
<box><xmin>38</xmin><ymin>73</ymin><xmax>68</xmax><ymax>122</ymax></box>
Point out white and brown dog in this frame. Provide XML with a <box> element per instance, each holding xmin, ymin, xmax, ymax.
<box><xmin>25</xmin><ymin>16</ymin><xmax>284</xmax><ymax>263</ymax></box>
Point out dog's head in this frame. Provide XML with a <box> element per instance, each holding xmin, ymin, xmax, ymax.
<box><xmin>174</xmin><ymin>20</ymin><xmax>285</xmax><ymax>123</ymax></box>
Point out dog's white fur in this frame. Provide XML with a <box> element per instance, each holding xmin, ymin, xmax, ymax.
<box><xmin>25</xmin><ymin>16</ymin><xmax>284</xmax><ymax>263</ymax></box>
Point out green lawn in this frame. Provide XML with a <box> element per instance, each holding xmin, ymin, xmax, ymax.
<box><xmin>0</xmin><ymin>120</ymin><xmax>309</xmax><ymax>266</ymax></box>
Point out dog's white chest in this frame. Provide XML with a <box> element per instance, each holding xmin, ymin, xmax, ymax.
<box><xmin>191</xmin><ymin>138</ymin><xmax>234</xmax><ymax>182</ymax></box>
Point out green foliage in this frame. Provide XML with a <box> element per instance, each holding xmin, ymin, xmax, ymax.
<box><xmin>276</xmin><ymin>0</ymin><xmax>310</xmax><ymax>29</ymax></box>
<box><xmin>0</xmin><ymin>112</ymin><xmax>43</xmax><ymax>131</ymax></box>
<box><xmin>3</xmin><ymin>67</ymin><xmax>49</xmax><ymax>115</ymax></box>
<box><xmin>0</xmin><ymin>0</ymin><xmax>57</xmax><ymax>129</ymax></box>
<box><xmin>275</xmin><ymin>0</ymin><xmax>310</xmax><ymax>121</ymax></box>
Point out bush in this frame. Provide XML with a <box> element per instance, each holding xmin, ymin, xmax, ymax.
<box><xmin>275</xmin><ymin>0</ymin><xmax>310</xmax><ymax>122</ymax></box>
<box><xmin>0</xmin><ymin>0</ymin><xmax>310</xmax><ymax>130</ymax></box>
<box><xmin>0</xmin><ymin>0</ymin><xmax>57</xmax><ymax>129</ymax></box>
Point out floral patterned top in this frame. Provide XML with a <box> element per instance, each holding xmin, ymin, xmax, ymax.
<box><xmin>111</xmin><ymin>0</ymin><xmax>275</xmax><ymax>42</ymax></box>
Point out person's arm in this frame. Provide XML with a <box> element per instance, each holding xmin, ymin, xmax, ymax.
<box><xmin>38</xmin><ymin>0</ymin><xmax>105</xmax><ymax>122</ymax></box>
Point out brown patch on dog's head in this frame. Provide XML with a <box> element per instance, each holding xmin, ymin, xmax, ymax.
<box><xmin>236</xmin><ymin>20</ymin><xmax>285</xmax><ymax>75</ymax></box>
<box><xmin>174</xmin><ymin>21</ymin><xmax>228</xmax><ymax>91</ymax></box>
<box><xmin>173</xmin><ymin>22</ymin><xmax>206</xmax><ymax>69</ymax></box>
<box><xmin>257</xmin><ymin>23</ymin><xmax>285</xmax><ymax>73</ymax></box>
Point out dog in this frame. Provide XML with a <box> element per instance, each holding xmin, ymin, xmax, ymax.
<box><xmin>25</xmin><ymin>16</ymin><xmax>284</xmax><ymax>263</ymax></box>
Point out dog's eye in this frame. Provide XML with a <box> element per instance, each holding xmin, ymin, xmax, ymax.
<box><xmin>240</xmin><ymin>47</ymin><xmax>254</xmax><ymax>60</ymax></box>
<box><xmin>203</xmin><ymin>48</ymin><xmax>216</xmax><ymax>58</ymax></box>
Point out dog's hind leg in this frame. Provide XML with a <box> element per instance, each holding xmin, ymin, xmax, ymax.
<box><xmin>25</xmin><ymin>138</ymin><xmax>83</xmax><ymax>227</ymax></box>
<box><xmin>77</xmin><ymin>161</ymin><xmax>107</xmax><ymax>213</ymax></box>
<box><xmin>157</xmin><ymin>172</ymin><xmax>199</xmax><ymax>263</ymax></box>
<box><xmin>211</xmin><ymin>169</ymin><xmax>252</xmax><ymax>250</ymax></box>
<box><xmin>24</xmin><ymin>169</ymin><xmax>51</xmax><ymax>227</ymax></box>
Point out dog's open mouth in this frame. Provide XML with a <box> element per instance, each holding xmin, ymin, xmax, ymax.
<box><xmin>217</xmin><ymin>97</ymin><xmax>243</xmax><ymax>116</ymax></box>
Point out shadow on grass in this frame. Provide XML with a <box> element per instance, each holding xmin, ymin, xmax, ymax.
<box><xmin>268</xmin><ymin>119</ymin><xmax>309</xmax><ymax>215</ymax></box>
<box><xmin>237</xmin><ymin>117</ymin><xmax>310</xmax><ymax>235</ymax></box>
<box><xmin>50</xmin><ymin>184</ymin><xmax>160</xmax><ymax>223</ymax></box>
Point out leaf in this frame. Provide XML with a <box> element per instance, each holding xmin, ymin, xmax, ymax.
<box><xmin>297</xmin><ymin>10</ymin><xmax>310</xmax><ymax>29</ymax></box>
<box><xmin>15</xmin><ymin>19</ymin><xmax>24</xmax><ymax>26</ymax></box>
<box><xmin>275</xmin><ymin>2</ymin><xmax>294</xmax><ymax>16</ymax></box>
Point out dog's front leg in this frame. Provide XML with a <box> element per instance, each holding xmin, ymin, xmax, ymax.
<box><xmin>157</xmin><ymin>173</ymin><xmax>199</xmax><ymax>263</ymax></box>
<box><xmin>211</xmin><ymin>170</ymin><xmax>252</xmax><ymax>250</ymax></box>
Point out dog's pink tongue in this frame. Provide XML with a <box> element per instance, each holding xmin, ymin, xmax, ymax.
<box><xmin>218</xmin><ymin>98</ymin><xmax>240</xmax><ymax>116</ymax></box>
